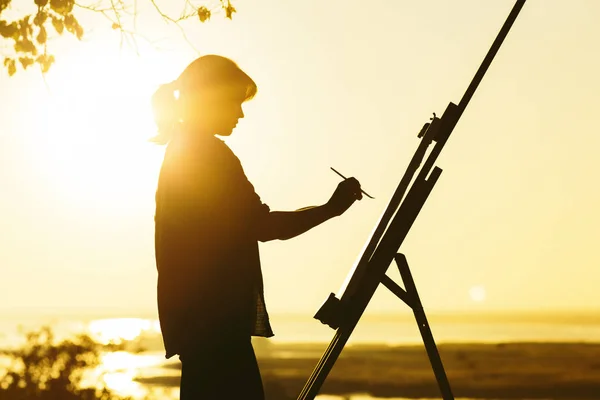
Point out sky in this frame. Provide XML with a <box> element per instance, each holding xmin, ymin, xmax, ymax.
<box><xmin>0</xmin><ymin>0</ymin><xmax>599</xmax><ymax>318</ymax></box>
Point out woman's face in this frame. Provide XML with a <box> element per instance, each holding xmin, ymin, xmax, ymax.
<box><xmin>183</xmin><ymin>85</ymin><xmax>247</xmax><ymax>137</ymax></box>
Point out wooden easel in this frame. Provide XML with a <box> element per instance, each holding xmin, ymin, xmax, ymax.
<box><xmin>297</xmin><ymin>2</ymin><xmax>527</xmax><ymax>399</ymax></box>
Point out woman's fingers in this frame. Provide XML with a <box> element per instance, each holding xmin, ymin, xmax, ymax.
<box><xmin>344</xmin><ymin>177</ymin><xmax>362</xmax><ymax>200</ymax></box>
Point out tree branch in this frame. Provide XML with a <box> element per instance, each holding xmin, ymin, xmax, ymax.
<box><xmin>1</xmin><ymin>0</ymin><xmax>238</xmax><ymax>76</ymax></box>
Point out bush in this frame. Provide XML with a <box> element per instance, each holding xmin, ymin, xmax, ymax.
<box><xmin>0</xmin><ymin>325</ymin><xmax>135</xmax><ymax>400</ymax></box>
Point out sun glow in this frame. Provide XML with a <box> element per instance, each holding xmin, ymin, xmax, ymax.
<box><xmin>469</xmin><ymin>285</ymin><xmax>487</xmax><ymax>303</ymax></box>
<box><xmin>80</xmin><ymin>348</ymin><xmax>169</xmax><ymax>399</ymax></box>
<box><xmin>28</xmin><ymin>38</ymin><xmax>169</xmax><ymax>215</ymax></box>
<box><xmin>88</xmin><ymin>318</ymin><xmax>160</xmax><ymax>344</ymax></box>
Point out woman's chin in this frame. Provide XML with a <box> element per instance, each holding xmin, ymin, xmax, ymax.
<box><xmin>217</xmin><ymin>126</ymin><xmax>236</xmax><ymax>137</ymax></box>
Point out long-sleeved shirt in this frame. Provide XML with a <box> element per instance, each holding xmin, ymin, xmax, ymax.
<box><xmin>154</xmin><ymin>130</ymin><xmax>274</xmax><ymax>359</ymax></box>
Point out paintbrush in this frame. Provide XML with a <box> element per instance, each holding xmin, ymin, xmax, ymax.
<box><xmin>330</xmin><ymin>167</ymin><xmax>374</xmax><ymax>199</ymax></box>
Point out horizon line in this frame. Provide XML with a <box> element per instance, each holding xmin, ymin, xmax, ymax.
<box><xmin>2</xmin><ymin>307</ymin><xmax>600</xmax><ymax>319</ymax></box>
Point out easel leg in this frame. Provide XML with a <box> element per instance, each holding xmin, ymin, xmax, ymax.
<box><xmin>395</xmin><ymin>254</ymin><xmax>455</xmax><ymax>400</ymax></box>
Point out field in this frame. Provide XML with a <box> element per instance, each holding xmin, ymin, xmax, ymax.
<box><xmin>135</xmin><ymin>341</ymin><xmax>600</xmax><ymax>399</ymax></box>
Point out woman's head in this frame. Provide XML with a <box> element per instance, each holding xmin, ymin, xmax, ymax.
<box><xmin>150</xmin><ymin>55</ymin><xmax>257</xmax><ymax>144</ymax></box>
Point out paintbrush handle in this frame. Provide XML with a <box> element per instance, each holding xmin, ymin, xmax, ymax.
<box><xmin>330</xmin><ymin>167</ymin><xmax>374</xmax><ymax>199</ymax></box>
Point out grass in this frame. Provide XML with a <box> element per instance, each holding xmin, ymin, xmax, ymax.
<box><xmin>134</xmin><ymin>341</ymin><xmax>600</xmax><ymax>399</ymax></box>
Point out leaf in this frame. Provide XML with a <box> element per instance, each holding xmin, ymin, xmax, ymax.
<box><xmin>0</xmin><ymin>21</ymin><xmax>18</xmax><ymax>39</ymax></box>
<box><xmin>50</xmin><ymin>0</ymin><xmax>74</xmax><ymax>15</ymax></box>
<box><xmin>197</xmin><ymin>6</ymin><xmax>211</xmax><ymax>23</ymax></box>
<box><xmin>64</xmin><ymin>14</ymin><xmax>74</xmax><ymax>29</ymax></box>
<box><xmin>51</xmin><ymin>16</ymin><xmax>64</xmax><ymax>34</ymax></box>
<box><xmin>224</xmin><ymin>3</ymin><xmax>236</xmax><ymax>19</ymax></box>
<box><xmin>0</xmin><ymin>0</ymin><xmax>12</xmax><ymax>14</ymax></box>
<box><xmin>111</xmin><ymin>22</ymin><xmax>120</xmax><ymax>30</ymax></box>
<box><xmin>10</xmin><ymin>22</ymin><xmax>19</xmax><ymax>40</ymax></box>
<box><xmin>34</xmin><ymin>10</ymin><xmax>48</xmax><ymax>26</ymax></box>
<box><xmin>18</xmin><ymin>56</ymin><xmax>35</xmax><ymax>69</ymax></box>
<box><xmin>62</xmin><ymin>14</ymin><xmax>83</xmax><ymax>39</ymax></box>
<box><xmin>14</xmin><ymin>38</ymin><xmax>37</xmax><ymax>55</ymax></box>
<box><xmin>19</xmin><ymin>17</ymin><xmax>29</xmax><ymax>36</ymax></box>
<box><xmin>36</xmin><ymin>25</ymin><xmax>47</xmax><ymax>44</ymax></box>
<box><xmin>74</xmin><ymin>23</ymin><xmax>83</xmax><ymax>39</ymax></box>
<box><xmin>5</xmin><ymin>58</ymin><xmax>16</xmax><ymax>76</ymax></box>
<box><xmin>34</xmin><ymin>0</ymin><xmax>48</xmax><ymax>7</ymax></box>
<box><xmin>36</xmin><ymin>54</ymin><xmax>55</xmax><ymax>73</ymax></box>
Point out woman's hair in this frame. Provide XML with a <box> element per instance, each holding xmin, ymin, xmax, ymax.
<box><xmin>150</xmin><ymin>55</ymin><xmax>257</xmax><ymax>145</ymax></box>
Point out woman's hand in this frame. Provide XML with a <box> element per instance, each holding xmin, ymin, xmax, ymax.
<box><xmin>327</xmin><ymin>177</ymin><xmax>363</xmax><ymax>217</ymax></box>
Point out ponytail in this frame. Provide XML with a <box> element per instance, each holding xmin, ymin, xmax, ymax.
<box><xmin>149</xmin><ymin>80</ymin><xmax>179</xmax><ymax>145</ymax></box>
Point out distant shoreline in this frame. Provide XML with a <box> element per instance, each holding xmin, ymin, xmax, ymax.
<box><xmin>135</xmin><ymin>342</ymin><xmax>600</xmax><ymax>399</ymax></box>
<box><xmin>3</xmin><ymin>308</ymin><xmax>600</xmax><ymax>322</ymax></box>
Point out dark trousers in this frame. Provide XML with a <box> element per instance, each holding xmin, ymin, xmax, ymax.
<box><xmin>179</xmin><ymin>337</ymin><xmax>265</xmax><ymax>399</ymax></box>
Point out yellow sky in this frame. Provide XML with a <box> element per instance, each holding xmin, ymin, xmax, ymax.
<box><xmin>1</xmin><ymin>0</ymin><xmax>599</xmax><ymax>317</ymax></box>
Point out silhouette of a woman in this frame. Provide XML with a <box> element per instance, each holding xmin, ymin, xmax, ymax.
<box><xmin>151</xmin><ymin>55</ymin><xmax>362</xmax><ymax>399</ymax></box>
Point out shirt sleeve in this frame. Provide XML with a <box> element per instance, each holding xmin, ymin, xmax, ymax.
<box><xmin>213</xmin><ymin>140</ymin><xmax>271</xmax><ymax>238</ymax></box>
